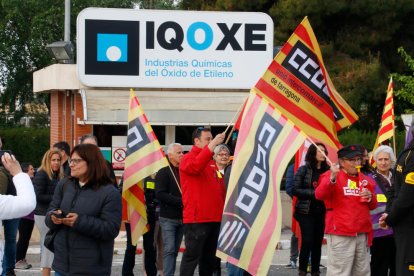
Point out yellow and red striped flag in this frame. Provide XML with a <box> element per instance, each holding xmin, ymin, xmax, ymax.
<box><xmin>216</xmin><ymin>91</ymin><xmax>306</xmax><ymax>275</ymax></box>
<box><xmin>252</xmin><ymin>16</ymin><xmax>358</xmax><ymax>158</ymax></box>
<box><xmin>371</xmin><ymin>78</ymin><xmax>395</xmax><ymax>165</ymax></box>
<box><xmin>122</xmin><ymin>89</ymin><xmax>168</xmax><ymax>245</ymax></box>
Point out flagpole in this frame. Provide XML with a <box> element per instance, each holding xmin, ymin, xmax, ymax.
<box><xmin>393</xmin><ymin>128</ymin><xmax>397</xmax><ymax>157</ymax></box>
<box><xmin>306</xmin><ymin>137</ymin><xmax>334</xmax><ymax>166</ymax></box>
<box><xmin>224</xmin><ymin>101</ymin><xmax>245</xmax><ymax>134</ymax></box>
<box><xmin>167</xmin><ymin>163</ymin><xmax>182</xmax><ymax>194</ymax></box>
<box><xmin>224</xmin><ymin>100</ymin><xmax>246</xmax><ymax>144</ymax></box>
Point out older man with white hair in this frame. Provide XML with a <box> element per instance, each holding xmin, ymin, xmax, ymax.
<box><xmin>155</xmin><ymin>143</ymin><xmax>184</xmax><ymax>276</ymax></box>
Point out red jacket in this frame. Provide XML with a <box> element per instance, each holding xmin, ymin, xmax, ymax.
<box><xmin>179</xmin><ymin>145</ymin><xmax>226</xmax><ymax>224</ymax></box>
<box><xmin>315</xmin><ymin>170</ymin><xmax>377</xmax><ymax>241</ymax></box>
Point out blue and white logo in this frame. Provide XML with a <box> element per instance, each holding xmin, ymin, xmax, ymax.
<box><xmin>97</xmin><ymin>34</ymin><xmax>128</xmax><ymax>62</ymax></box>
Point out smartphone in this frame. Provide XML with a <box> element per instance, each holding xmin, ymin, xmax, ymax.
<box><xmin>52</xmin><ymin>212</ymin><xmax>66</xmax><ymax>219</ymax></box>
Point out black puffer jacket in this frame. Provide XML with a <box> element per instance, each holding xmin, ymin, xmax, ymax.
<box><xmin>45</xmin><ymin>178</ymin><xmax>122</xmax><ymax>276</ymax></box>
<box><xmin>292</xmin><ymin>162</ymin><xmax>327</xmax><ymax>215</ymax></box>
<box><xmin>34</xmin><ymin>170</ymin><xmax>60</xmax><ymax>215</ymax></box>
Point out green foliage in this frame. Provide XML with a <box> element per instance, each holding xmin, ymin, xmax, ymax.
<box><xmin>268</xmin><ymin>0</ymin><xmax>414</xmax><ymax>132</ymax></box>
<box><xmin>270</xmin><ymin>0</ymin><xmax>414</xmax><ymax>65</ymax></box>
<box><xmin>179</xmin><ymin>0</ymin><xmax>274</xmax><ymax>11</ymax></box>
<box><xmin>338</xmin><ymin>128</ymin><xmax>406</xmax><ymax>155</ymax></box>
<box><xmin>0</xmin><ymin>0</ymin><xmax>138</xmax><ymax>122</ymax></box>
<box><xmin>324</xmin><ymin>48</ymin><xmax>387</xmax><ymax>130</ymax></box>
<box><xmin>138</xmin><ymin>0</ymin><xmax>179</xmax><ymax>9</ymax></box>
<box><xmin>0</xmin><ymin>127</ymin><xmax>50</xmax><ymax>167</ymax></box>
<box><xmin>392</xmin><ymin>47</ymin><xmax>414</xmax><ymax>113</ymax></box>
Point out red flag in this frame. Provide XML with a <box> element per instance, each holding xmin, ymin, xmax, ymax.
<box><xmin>236</xmin><ymin>17</ymin><xmax>357</xmax><ymax>156</ymax></box>
<box><xmin>370</xmin><ymin>78</ymin><xmax>395</xmax><ymax>165</ymax></box>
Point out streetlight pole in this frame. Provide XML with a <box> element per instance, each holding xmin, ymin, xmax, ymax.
<box><xmin>64</xmin><ymin>0</ymin><xmax>71</xmax><ymax>42</ymax></box>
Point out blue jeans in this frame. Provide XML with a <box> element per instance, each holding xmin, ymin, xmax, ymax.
<box><xmin>2</xmin><ymin>218</ymin><xmax>19</xmax><ymax>275</ymax></box>
<box><xmin>159</xmin><ymin>217</ymin><xmax>183</xmax><ymax>276</ymax></box>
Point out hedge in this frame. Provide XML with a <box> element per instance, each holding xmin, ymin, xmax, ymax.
<box><xmin>338</xmin><ymin>129</ymin><xmax>406</xmax><ymax>155</ymax></box>
<box><xmin>0</xmin><ymin>127</ymin><xmax>50</xmax><ymax>168</ymax></box>
<box><xmin>0</xmin><ymin>127</ymin><xmax>408</xmax><ymax>170</ymax></box>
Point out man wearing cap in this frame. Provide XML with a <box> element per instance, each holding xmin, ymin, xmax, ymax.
<box><xmin>315</xmin><ymin>145</ymin><xmax>377</xmax><ymax>276</ymax></box>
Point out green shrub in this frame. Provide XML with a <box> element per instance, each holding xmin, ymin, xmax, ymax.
<box><xmin>0</xmin><ymin>127</ymin><xmax>50</xmax><ymax>167</ymax></box>
<box><xmin>338</xmin><ymin>128</ymin><xmax>406</xmax><ymax>155</ymax></box>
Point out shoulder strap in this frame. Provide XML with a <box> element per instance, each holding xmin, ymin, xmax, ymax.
<box><xmin>373</xmin><ymin>174</ymin><xmax>387</xmax><ymax>195</ymax></box>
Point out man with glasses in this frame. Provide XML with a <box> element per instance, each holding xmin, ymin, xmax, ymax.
<box><xmin>179</xmin><ymin>127</ymin><xmax>226</xmax><ymax>276</ymax></box>
<box><xmin>315</xmin><ymin>145</ymin><xmax>377</xmax><ymax>276</ymax></box>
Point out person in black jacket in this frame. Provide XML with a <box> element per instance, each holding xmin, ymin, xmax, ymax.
<box><xmin>380</xmin><ymin>139</ymin><xmax>414</xmax><ymax>276</ymax></box>
<box><xmin>120</xmin><ymin>173</ymin><xmax>160</xmax><ymax>276</ymax></box>
<box><xmin>155</xmin><ymin>143</ymin><xmax>184</xmax><ymax>276</ymax></box>
<box><xmin>285</xmin><ymin>164</ymin><xmax>299</xmax><ymax>269</ymax></box>
<box><xmin>292</xmin><ymin>143</ymin><xmax>329</xmax><ymax>276</ymax></box>
<box><xmin>34</xmin><ymin>149</ymin><xmax>64</xmax><ymax>276</ymax></box>
<box><xmin>45</xmin><ymin>144</ymin><xmax>122</xmax><ymax>276</ymax></box>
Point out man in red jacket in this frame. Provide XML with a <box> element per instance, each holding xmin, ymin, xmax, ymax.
<box><xmin>179</xmin><ymin>127</ymin><xmax>226</xmax><ymax>276</ymax></box>
<box><xmin>315</xmin><ymin>145</ymin><xmax>377</xmax><ymax>276</ymax></box>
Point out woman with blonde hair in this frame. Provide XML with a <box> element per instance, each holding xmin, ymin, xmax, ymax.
<box><xmin>34</xmin><ymin>149</ymin><xmax>63</xmax><ymax>276</ymax></box>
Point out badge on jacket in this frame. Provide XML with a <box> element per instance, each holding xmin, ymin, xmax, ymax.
<box><xmin>405</xmin><ymin>172</ymin><xmax>414</xmax><ymax>185</ymax></box>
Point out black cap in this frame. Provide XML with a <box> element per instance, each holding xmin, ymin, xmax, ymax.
<box><xmin>355</xmin><ymin>144</ymin><xmax>366</xmax><ymax>154</ymax></box>
<box><xmin>338</xmin><ymin>145</ymin><xmax>363</xmax><ymax>159</ymax></box>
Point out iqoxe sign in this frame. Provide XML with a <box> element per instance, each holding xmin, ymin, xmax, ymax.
<box><xmin>77</xmin><ymin>8</ymin><xmax>274</xmax><ymax>89</ymax></box>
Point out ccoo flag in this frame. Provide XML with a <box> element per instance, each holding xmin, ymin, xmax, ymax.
<box><xmin>371</xmin><ymin>77</ymin><xmax>395</xmax><ymax>165</ymax></box>
<box><xmin>253</xmin><ymin>16</ymin><xmax>357</xmax><ymax>152</ymax></box>
<box><xmin>216</xmin><ymin>91</ymin><xmax>306</xmax><ymax>275</ymax></box>
<box><xmin>122</xmin><ymin>89</ymin><xmax>169</xmax><ymax>245</ymax></box>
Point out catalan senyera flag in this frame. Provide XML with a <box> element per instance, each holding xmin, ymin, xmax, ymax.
<box><xmin>216</xmin><ymin>91</ymin><xmax>306</xmax><ymax>275</ymax></box>
<box><xmin>253</xmin><ymin>16</ymin><xmax>357</xmax><ymax>155</ymax></box>
<box><xmin>122</xmin><ymin>90</ymin><xmax>169</xmax><ymax>245</ymax></box>
<box><xmin>371</xmin><ymin>78</ymin><xmax>395</xmax><ymax>165</ymax></box>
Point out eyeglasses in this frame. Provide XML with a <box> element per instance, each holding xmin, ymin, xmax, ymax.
<box><xmin>343</xmin><ymin>157</ymin><xmax>362</xmax><ymax>163</ymax></box>
<box><xmin>69</xmin><ymin>158</ymin><xmax>84</xmax><ymax>165</ymax></box>
<box><xmin>217</xmin><ymin>153</ymin><xmax>230</xmax><ymax>157</ymax></box>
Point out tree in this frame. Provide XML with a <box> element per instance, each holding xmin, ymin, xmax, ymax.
<box><xmin>0</xmin><ymin>0</ymin><xmax>138</xmax><ymax>124</ymax></box>
<box><xmin>138</xmin><ymin>0</ymin><xmax>179</xmax><ymax>9</ymax></box>
<box><xmin>268</xmin><ymin>0</ymin><xmax>414</xmax><ymax>131</ymax></box>
<box><xmin>392</xmin><ymin>47</ymin><xmax>414</xmax><ymax>114</ymax></box>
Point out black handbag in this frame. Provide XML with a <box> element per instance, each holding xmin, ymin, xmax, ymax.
<box><xmin>44</xmin><ymin>229</ymin><xmax>57</xmax><ymax>252</ymax></box>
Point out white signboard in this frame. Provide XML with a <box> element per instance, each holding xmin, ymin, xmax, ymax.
<box><xmin>77</xmin><ymin>8</ymin><xmax>274</xmax><ymax>89</ymax></box>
